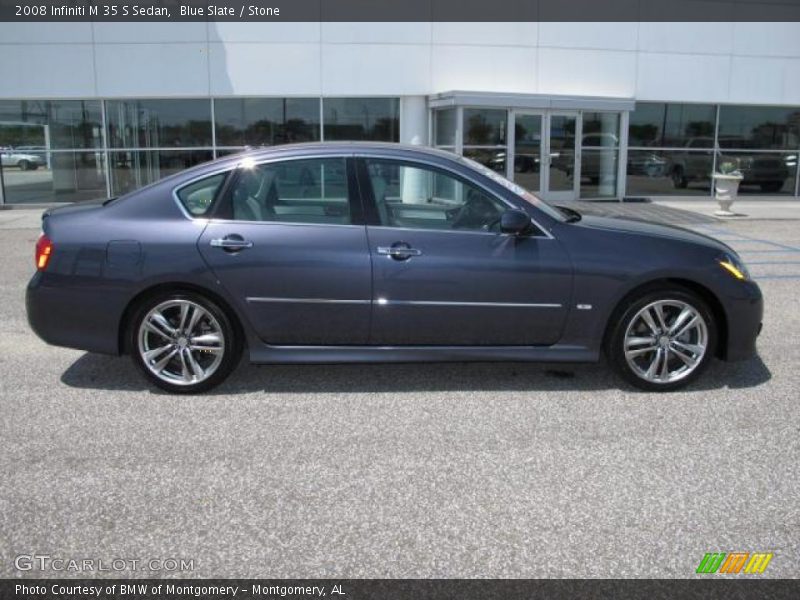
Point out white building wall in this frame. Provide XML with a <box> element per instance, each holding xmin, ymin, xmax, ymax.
<box><xmin>1</xmin><ymin>21</ymin><xmax>800</xmax><ymax>104</ymax></box>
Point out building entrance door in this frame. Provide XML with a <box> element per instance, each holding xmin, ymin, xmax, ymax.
<box><xmin>510</xmin><ymin>110</ymin><xmax>581</xmax><ymax>201</ymax></box>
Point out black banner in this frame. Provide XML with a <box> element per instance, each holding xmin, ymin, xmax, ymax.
<box><xmin>2</xmin><ymin>579</ymin><xmax>800</xmax><ymax>600</ymax></box>
<box><xmin>2</xmin><ymin>0</ymin><xmax>800</xmax><ymax>22</ymax></box>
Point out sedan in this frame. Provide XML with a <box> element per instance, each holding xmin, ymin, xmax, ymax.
<box><xmin>27</xmin><ymin>142</ymin><xmax>763</xmax><ymax>393</ymax></box>
<box><xmin>1</xmin><ymin>148</ymin><xmax>44</xmax><ymax>170</ymax></box>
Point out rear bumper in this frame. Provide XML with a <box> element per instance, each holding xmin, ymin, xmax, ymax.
<box><xmin>26</xmin><ymin>272</ymin><xmax>121</xmax><ymax>355</ymax></box>
<box><xmin>721</xmin><ymin>280</ymin><xmax>763</xmax><ymax>362</ymax></box>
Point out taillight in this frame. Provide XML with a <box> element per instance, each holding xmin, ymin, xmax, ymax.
<box><xmin>35</xmin><ymin>234</ymin><xmax>53</xmax><ymax>271</ymax></box>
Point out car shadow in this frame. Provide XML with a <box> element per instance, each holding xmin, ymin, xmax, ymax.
<box><xmin>60</xmin><ymin>352</ymin><xmax>772</xmax><ymax>396</ymax></box>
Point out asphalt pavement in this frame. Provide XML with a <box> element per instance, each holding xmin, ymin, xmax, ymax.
<box><xmin>0</xmin><ymin>214</ymin><xmax>798</xmax><ymax>578</ymax></box>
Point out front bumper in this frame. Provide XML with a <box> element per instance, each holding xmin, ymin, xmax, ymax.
<box><xmin>721</xmin><ymin>280</ymin><xmax>763</xmax><ymax>362</ymax></box>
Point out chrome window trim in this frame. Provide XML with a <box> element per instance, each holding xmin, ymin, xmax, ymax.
<box><xmin>366</xmin><ymin>224</ymin><xmax>540</xmax><ymax>239</ymax></box>
<box><xmin>208</xmin><ymin>219</ymin><xmax>365</xmax><ymax>230</ymax></box>
<box><xmin>357</xmin><ymin>152</ymin><xmax>555</xmax><ymax>240</ymax></box>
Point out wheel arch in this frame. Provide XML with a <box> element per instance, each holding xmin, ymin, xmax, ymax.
<box><xmin>117</xmin><ymin>282</ymin><xmax>246</xmax><ymax>355</ymax></box>
<box><xmin>602</xmin><ymin>277</ymin><xmax>728</xmax><ymax>360</ymax></box>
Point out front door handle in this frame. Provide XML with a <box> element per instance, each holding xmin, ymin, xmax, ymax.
<box><xmin>377</xmin><ymin>243</ymin><xmax>422</xmax><ymax>260</ymax></box>
<box><xmin>210</xmin><ymin>235</ymin><xmax>253</xmax><ymax>252</ymax></box>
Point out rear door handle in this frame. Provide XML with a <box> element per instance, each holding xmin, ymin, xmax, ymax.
<box><xmin>210</xmin><ymin>236</ymin><xmax>253</xmax><ymax>252</ymax></box>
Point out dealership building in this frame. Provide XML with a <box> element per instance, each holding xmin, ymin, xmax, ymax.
<box><xmin>1</xmin><ymin>19</ymin><xmax>800</xmax><ymax>206</ymax></box>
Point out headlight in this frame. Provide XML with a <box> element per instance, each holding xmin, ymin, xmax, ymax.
<box><xmin>718</xmin><ymin>253</ymin><xmax>750</xmax><ymax>281</ymax></box>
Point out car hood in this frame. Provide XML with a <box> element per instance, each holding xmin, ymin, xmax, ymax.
<box><xmin>574</xmin><ymin>214</ymin><xmax>735</xmax><ymax>255</ymax></box>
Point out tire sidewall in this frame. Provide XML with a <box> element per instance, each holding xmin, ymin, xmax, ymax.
<box><xmin>608</xmin><ymin>288</ymin><xmax>717</xmax><ymax>392</ymax></box>
<box><xmin>129</xmin><ymin>291</ymin><xmax>241</xmax><ymax>394</ymax></box>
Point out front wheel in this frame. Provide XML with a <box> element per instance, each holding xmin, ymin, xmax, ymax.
<box><xmin>607</xmin><ymin>288</ymin><xmax>717</xmax><ymax>391</ymax></box>
<box><xmin>129</xmin><ymin>292</ymin><xmax>241</xmax><ymax>393</ymax></box>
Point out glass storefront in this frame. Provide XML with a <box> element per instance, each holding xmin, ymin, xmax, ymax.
<box><xmin>462</xmin><ymin>108</ymin><xmax>507</xmax><ymax>175</ymax></box>
<box><xmin>0</xmin><ymin>97</ymin><xmax>400</xmax><ymax>205</ymax></box>
<box><xmin>214</xmin><ymin>98</ymin><xmax>320</xmax><ymax>147</ymax></box>
<box><xmin>322</xmin><ymin>98</ymin><xmax>399</xmax><ymax>142</ymax></box>
<box><xmin>432</xmin><ymin>106</ymin><xmax>624</xmax><ymax>200</ymax></box>
<box><xmin>0</xmin><ymin>100</ymin><xmax>107</xmax><ymax>204</ymax></box>
<box><xmin>4</xmin><ymin>96</ymin><xmax>800</xmax><ymax>204</ymax></box>
<box><xmin>627</xmin><ymin>102</ymin><xmax>800</xmax><ymax>197</ymax></box>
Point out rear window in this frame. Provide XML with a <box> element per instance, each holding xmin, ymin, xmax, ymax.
<box><xmin>176</xmin><ymin>172</ymin><xmax>227</xmax><ymax>216</ymax></box>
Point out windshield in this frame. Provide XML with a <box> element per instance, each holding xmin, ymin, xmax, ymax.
<box><xmin>461</xmin><ymin>157</ymin><xmax>567</xmax><ymax>222</ymax></box>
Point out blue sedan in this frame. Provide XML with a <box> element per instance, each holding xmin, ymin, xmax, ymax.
<box><xmin>27</xmin><ymin>143</ymin><xmax>763</xmax><ymax>393</ymax></box>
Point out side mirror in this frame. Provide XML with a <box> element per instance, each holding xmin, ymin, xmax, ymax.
<box><xmin>500</xmin><ymin>209</ymin><xmax>533</xmax><ymax>235</ymax></box>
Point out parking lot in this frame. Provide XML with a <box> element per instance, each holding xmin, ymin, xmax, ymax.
<box><xmin>0</xmin><ymin>210</ymin><xmax>798</xmax><ymax>578</ymax></box>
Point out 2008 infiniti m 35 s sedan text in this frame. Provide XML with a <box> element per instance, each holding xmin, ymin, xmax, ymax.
<box><xmin>27</xmin><ymin>143</ymin><xmax>763</xmax><ymax>393</ymax></box>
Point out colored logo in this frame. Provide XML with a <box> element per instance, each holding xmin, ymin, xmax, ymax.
<box><xmin>696</xmin><ymin>552</ymin><xmax>773</xmax><ymax>574</ymax></box>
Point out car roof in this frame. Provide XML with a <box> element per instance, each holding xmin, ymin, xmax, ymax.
<box><xmin>118</xmin><ymin>142</ymin><xmax>473</xmax><ymax>201</ymax></box>
<box><xmin>229</xmin><ymin>141</ymin><xmax>462</xmax><ymax>162</ymax></box>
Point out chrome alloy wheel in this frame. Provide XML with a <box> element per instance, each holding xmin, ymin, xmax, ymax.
<box><xmin>623</xmin><ymin>299</ymin><xmax>708</xmax><ymax>385</ymax></box>
<box><xmin>137</xmin><ymin>299</ymin><xmax>225</xmax><ymax>386</ymax></box>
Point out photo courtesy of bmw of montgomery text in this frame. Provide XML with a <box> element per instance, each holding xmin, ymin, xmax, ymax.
<box><xmin>26</xmin><ymin>142</ymin><xmax>763</xmax><ymax>394</ymax></box>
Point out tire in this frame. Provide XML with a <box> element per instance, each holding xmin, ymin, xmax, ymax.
<box><xmin>17</xmin><ymin>159</ymin><xmax>30</xmax><ymax>171</ymax></box>
<box><xmin>760</xmin><ymin>181</ymin><xmax>783</xmax><ymax>193</ymax></box>
<box><xmin>671</xmin><ymin>167</ymin><xmax>688</xmax><ymax>189</ymax></box>
<box><xmin>606</xmin><ymin>286</ymin><xmax>717</xmax><ymax>392</ymax></box>
<box><xmin>129</xmin><ymin>291</ymin><xmax>241</xmax><ymax>394</ymax></box>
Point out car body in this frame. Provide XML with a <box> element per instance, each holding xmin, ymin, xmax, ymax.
<box><xmin>1</xmin><ymin>147</ymin><xmax>45</xmax><ymax>170</ymax></box>
<box><xmin>27</xmin><ymin>142</ymin><xmax>763</xmax><ymax>393</ymax></box>
<box><xmin>669</xmin><ymin>137</ymin><xmax>789</xmax><ymax>192</ymax></box>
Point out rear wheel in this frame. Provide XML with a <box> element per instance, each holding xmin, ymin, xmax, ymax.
<box><xmin>129</xmin><ymin>292</ymin><xmax>241</xmax><ymax>393</ymax></box>
<box><xmin>607</xmin><ymin>287</ymin><xmax>717</xmax><ymax>391</ymax></box>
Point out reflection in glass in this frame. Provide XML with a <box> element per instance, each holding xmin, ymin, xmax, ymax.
<box><xmin>580</xmin><ymin>112</ymin><xmax>619</xmax><ymax>197</ymax></box>
<box><xmin>580</xmin><ymin>149</ymin><xmax>618</xmax><ymax>198</ymax></box>
<box><xmin>513</xmin><ymin>113</ymin><xmax>542</xmax><ymax>192</ymax></box>
<box><xmin>0</xmin><ymin>151</ymin><xmax>106</xmax><ymax>204</ymax></box>
<box><xmin>434</xmin><ymin>108</ymin><xmax>457</xmax><ymax>147</ymax></box>
<box><xmin>718</xmin><ymin>105</ymin><xmax>800</xmax><ymax>150</ymax></box>
<box><xmin>722</xmin><ymin>151</ymin><xmax>797</xmax><ymax>195</ymax></box>
<box><xmin>626</xmin><ymin>150</ymin><xmax>713</xmax><ymax>196</ymax></box>
<box><xmin>628</xmin><ymin>102</ymin><xmax>716</xmax><ymax>147</ymax></box>
<box><xmin>462</xmin><ymin>148</ymin><xmax>506</xmax><ymax>175</ymax></box>
<box><xmin>0</xmin><ymin>100</ymin><xmax>103</xmax><ymax>152</ymax></box>
<box><xmin>105</xmin><ymin>99</ymin><xmax>212</xmax><ymax>148</ymax></box>
<box><xmin>214</xmin><ymin>98</ymin><xmax>320</xmax><ymax>146</ymax></box>
<box><xmin>109</xmin><ymin>150</ymin><xmax>213</xmax><ymax>196</ymax></box>
<box><xmin>214</xmin><ymin>148</ymin><xmax>245</xmax><ymax>159</ymax></box>
<box><xmin>323</xmin><ymin>98</ymin><xmax>399</xmax><ymax>141</ymax></box>
<box><xmin>582</xmin><ymin>112</ymin><xmax>620</xmax><ymax>147</ymax></box>
<box><xmin>463</xmin><ymin>109</ymin><xmax>505</xmax><ymax>146</ymax></box>
<box><xmin>548</xmin><ymin>115</ymin><xmax>576</xmax><ymax>193</ymax></box>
